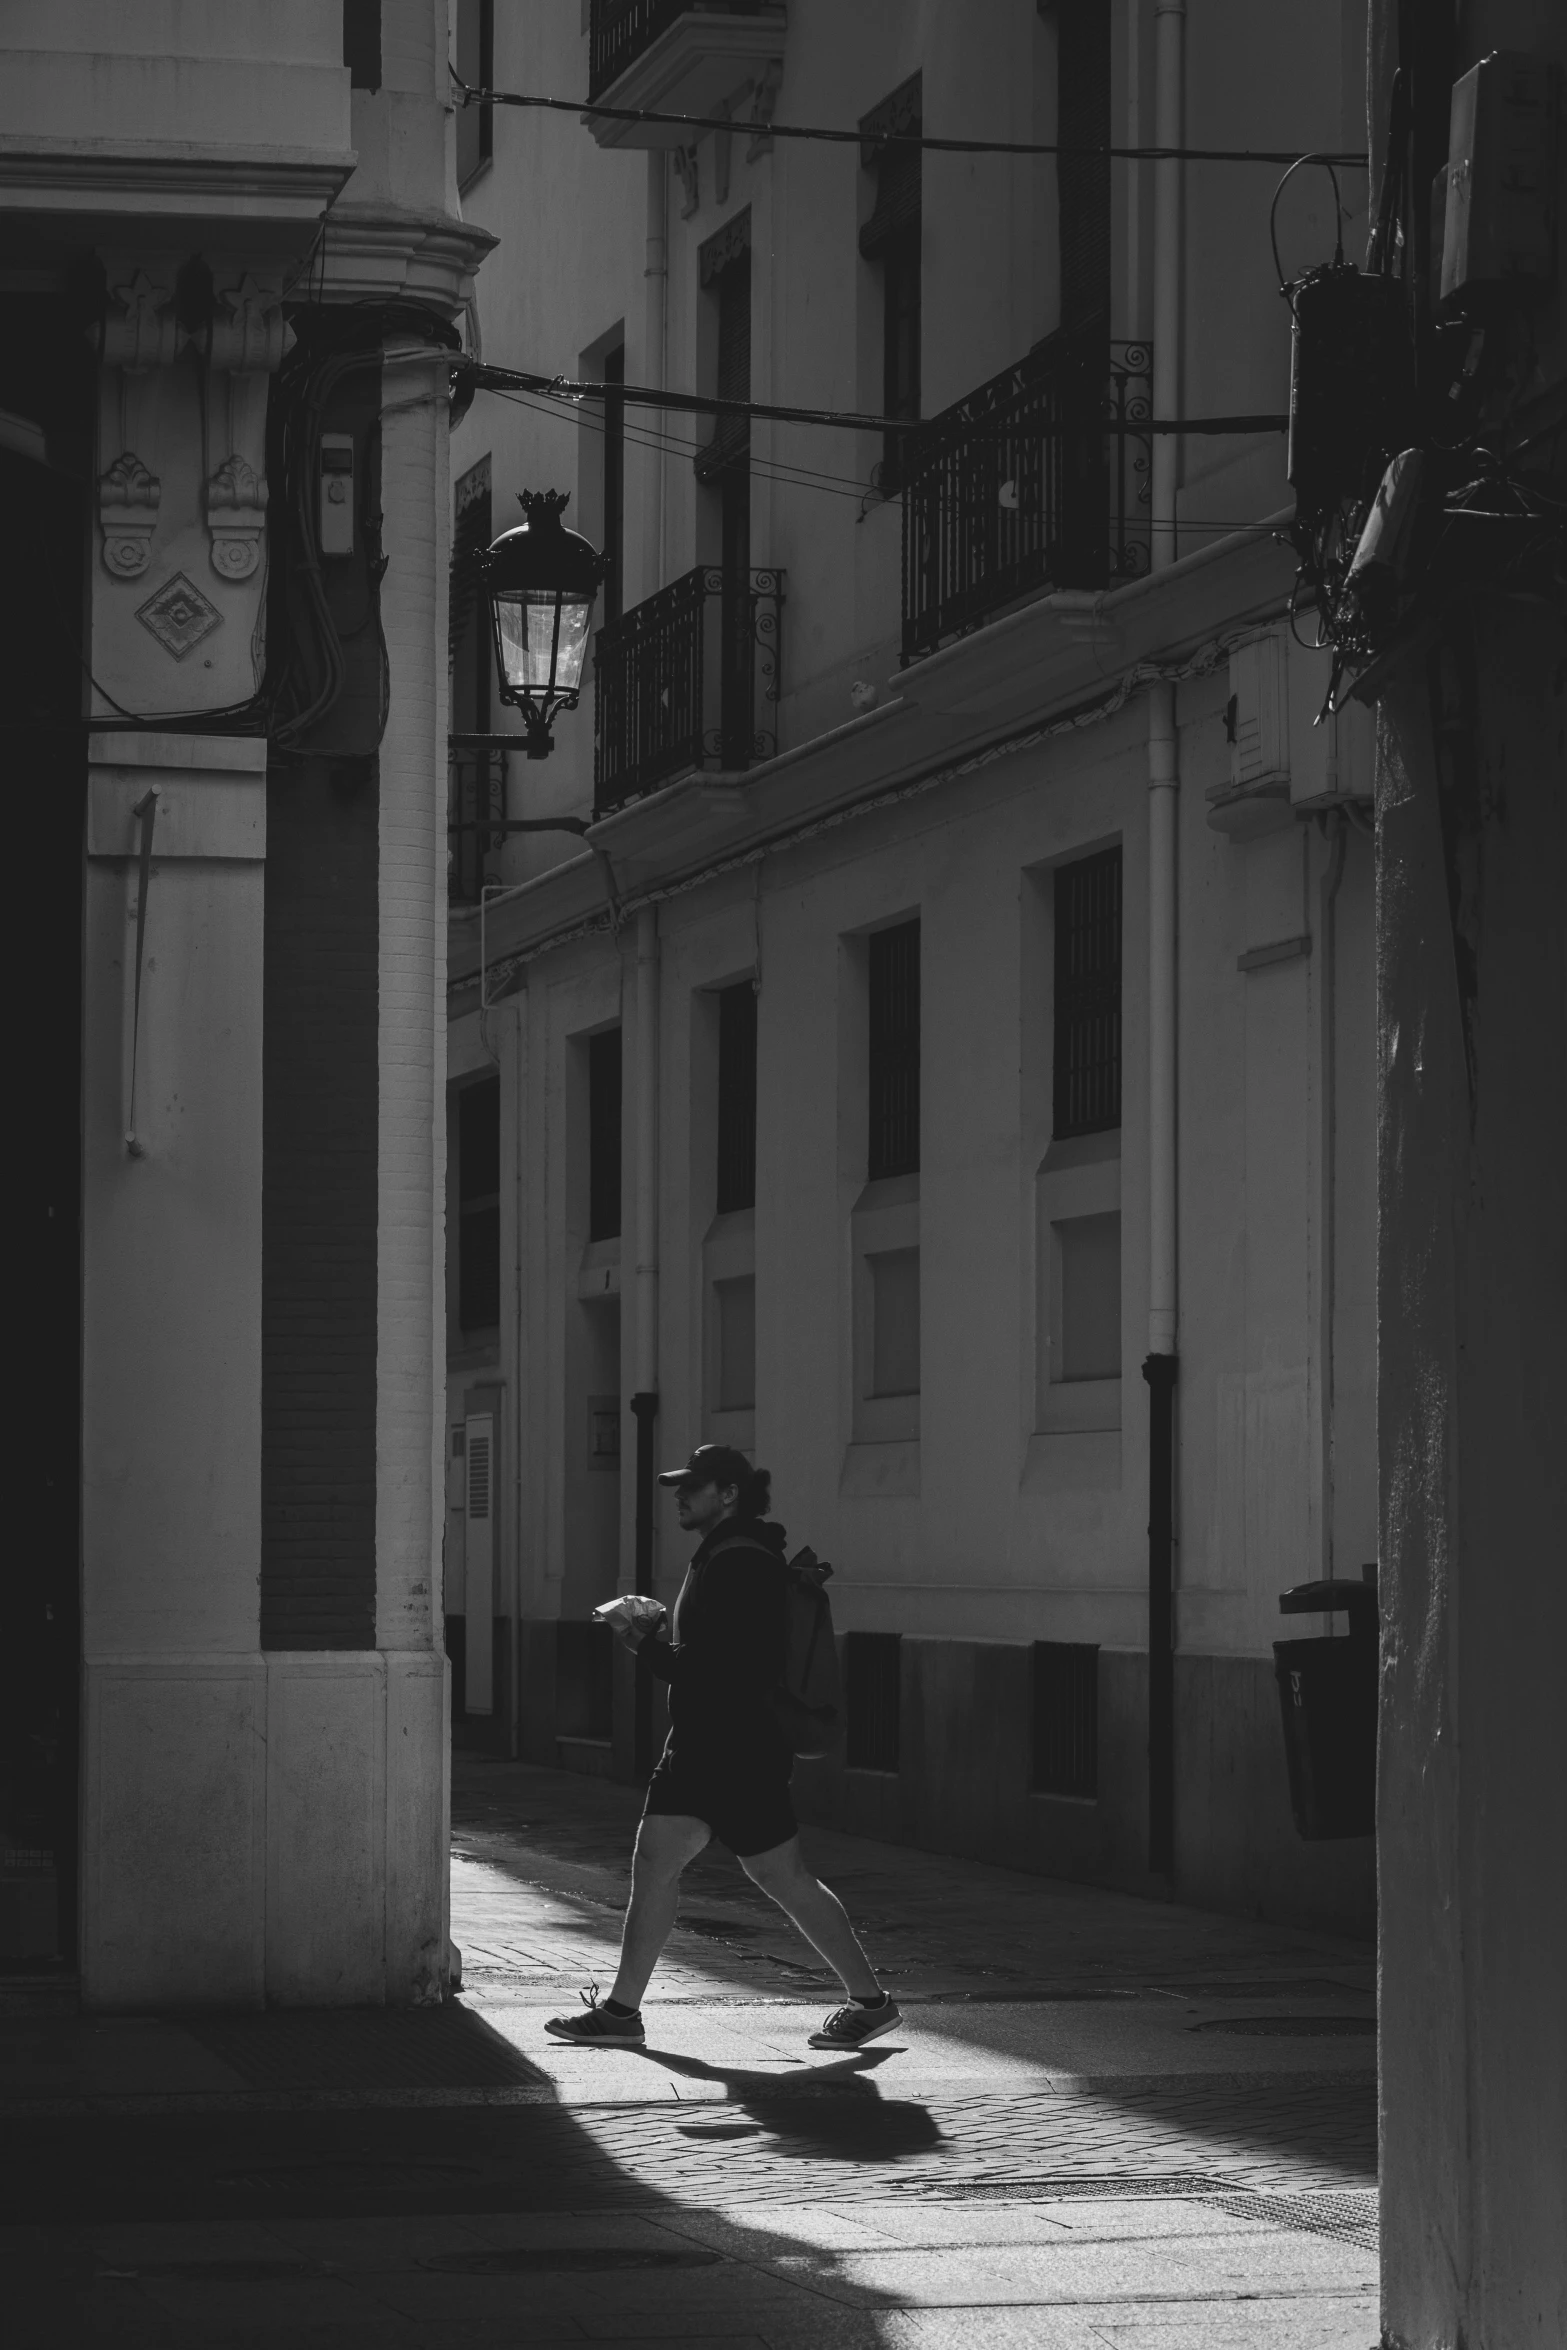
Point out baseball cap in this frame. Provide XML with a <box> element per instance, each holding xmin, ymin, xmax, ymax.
<box><xmin>656</xmin><ymin>1443</ymin><xmax>752</xmax><ymax>1492</ymax></box>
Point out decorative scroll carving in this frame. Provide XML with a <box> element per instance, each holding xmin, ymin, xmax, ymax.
<box><xmin>209</xmin><ymin>272</ymin><xmax>290</xmax><ymax>374</ymax></box>
<box><xmin>672</xmin><ymin>144</ymin><xmax>700</xmax><ymax>220</ymax></box>
<box><xmin>102</xmin><ymin>268</ymin><xmax>180</xmax><ymax>373</ymax></box>
<box><xmin>746</xmin><ymin>61</ymin><xmax>783</xmax><ymax>162</ymax></box>
<box><xmin>204</xmin><ymin>268</ymin><xmax>287</xmax><ymax>582</ymax></box>
<box><xmin>96</xmin><ymin>263</ymin><xmax>177</xmax><ymax>578</ymax></box>
<box><xmin>205</xmin><ymin>453</ymin><xmax>267</xmax><ymax>580</ymax></box>
<box><xmin>98</xmin><ymin>450</ymin><xmax>161</xmax><ymax>578</ymax></box>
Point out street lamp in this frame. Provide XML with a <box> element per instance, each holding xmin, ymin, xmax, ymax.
<box><xmin>482</xmin><ymin>489</ymin><xmax>607</xmax><ymax>758</ymax></box>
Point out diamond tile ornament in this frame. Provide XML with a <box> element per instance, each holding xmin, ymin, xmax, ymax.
<box><xmin>135</xmin><ymin>570</ymin><xmax>223</xmax><ymax>659</ymax></box>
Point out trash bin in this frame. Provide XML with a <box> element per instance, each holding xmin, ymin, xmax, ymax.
<box><xmin>1273</xmin><ymin>1573</ymin><xmax>1378</xmax><ymax>1839</ymax></box>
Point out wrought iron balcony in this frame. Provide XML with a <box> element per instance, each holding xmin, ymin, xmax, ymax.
<box><xmin>900</xmin><ymin>332</ymin><xmax>1152</xmax><ymax>665</ymax></box>
<box><xmin>594</xmin><ymin>563</ymin><xmax>783</xmax><ymax>817</ymax></box>
<box><xmin>588</xmin><ymin>1</ymin><xmax>784</xmax><ymax>118</ymax></box>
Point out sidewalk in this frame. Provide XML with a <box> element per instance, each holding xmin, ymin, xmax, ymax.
<box><xmin>2</xmin><ymin>1753</ymin><xmax>1379</xmax><ymax>2347</ymax></box>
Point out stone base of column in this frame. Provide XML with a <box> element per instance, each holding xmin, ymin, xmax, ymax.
<box><xmin>81</xmin><ymin>1650</ymin><xmax>449</xmax><ymax>2010</ymax></box>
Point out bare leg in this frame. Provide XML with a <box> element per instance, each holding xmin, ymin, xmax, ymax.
<box><xmin>609</xmin><ymin>1812</ymin><xmax>711</xmax><ymax>2009</ymax></box>
<box><xmin>740</xmin><ymin>1835</ymin><xmax>881</xmax><ymax>2000</ymax></box>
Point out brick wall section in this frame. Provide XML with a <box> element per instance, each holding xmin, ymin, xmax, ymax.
<box><xmin>375</xmin><ymin>350</ymin><xmax>449</xmax><ymax>1651</ymax></box>
<box><xmin>260</xmin><ymin>750</ymin><xmax>380</xmax><ymax>1646</ymax></box>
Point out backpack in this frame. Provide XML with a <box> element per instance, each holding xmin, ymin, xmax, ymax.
<box><xmin>709</xmin><ymin>1536</ymin><xmax>843</xmax><ymax>1758</ymax></box>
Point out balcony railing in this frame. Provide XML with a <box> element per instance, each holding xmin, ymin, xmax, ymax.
<box><xmin>593</xmin><ymin>563</ymin><xmax>784</xmax><ymax>817</ymax></box>
<box><xmin>589</xmin><ymin>0</ymin><xmax>773</xmax><ymax>103</ymax></box>
<box><xmin>900</xmin><ymin>333</ymin><xmax>1152</xmax><ymax>665</ymax></box>
<box><xmin>447</xmin><ymin>739</ymin><xmax>507</xmax><ymax>906</ymax></box>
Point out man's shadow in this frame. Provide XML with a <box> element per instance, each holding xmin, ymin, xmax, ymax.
<box><xmin>630</xmin><ymin>2041</ymin><xmax>946</xmax><ymax>2166</ymax></box>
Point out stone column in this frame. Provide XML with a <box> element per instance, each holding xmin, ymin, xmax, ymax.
<box><xmin>1376</xmin><ymin>606</ymin><xmax>1567</xmax><ymax>2346</ymax></box>
<box><xmin>80</xmin><ymin>257</ymin><xmax>286</xmax><ymax>2008</ymax></box>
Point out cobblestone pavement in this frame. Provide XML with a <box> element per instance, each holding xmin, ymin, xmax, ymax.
<box><xmin>0</xmin><ymin>1753</ymin><xmax>1380</xmax><ymax>2347</ymax></box>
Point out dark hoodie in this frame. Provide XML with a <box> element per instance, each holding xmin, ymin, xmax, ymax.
<box><xmin>640</xmin><ymin>1518</ymin><xmax>790</xmax><ymax>1762</ymax></box>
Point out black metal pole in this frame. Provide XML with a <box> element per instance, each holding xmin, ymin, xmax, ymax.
<box><xmin>1143</xmin><ymin>1351</ymin><xmax>1178</xmax><ymax>1876</ymax></box>
<box><xmin>630</xmin><ymin>1389</ymin><xmax>658</xmax><ymax>1780</ymax></box>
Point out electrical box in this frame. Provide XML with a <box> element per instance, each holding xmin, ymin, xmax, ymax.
<box><xmin>1287</xmin><ymin>639</ymin><xmax>1376</xmax><ymax>812</ymax></box>
<box><xmin>1440</xmin><ymin>51</ymin><xmax>1560</xmax><ymax>308</ymax></box>
<box><xmin>1229</xmin><ymin>636</ymin><xmax>1289</xmax><ymax>789</ymax></box>
<box><xmin>319</xmin><ymin>431</ymin><xmax>356</xmax><ymax>556</ymax></box>
<box><xmin>1206</xmin><ymin>635</ymin><xmax>1293</xmax><ymax>840</ymax></box>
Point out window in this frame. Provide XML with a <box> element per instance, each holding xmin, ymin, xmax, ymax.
<box><xmin>1032</xmin><ymin>1641</ymin><xmax>1099</xmax><ymax>1798</ymax></box>
<box><xmin>714</xmin><ymin>1275</ymin><xmax>756</xmax><ymax>1412</ymax></box>
<box><xmin>457</xmin><ymin>1077</ymin><xmax>501</xmax><ymax>1331</ymax></box>
<box><xmin>343</xmin><ymin>0</ymin><xmax>380</xmax><ymax>89</ymax></box>
<box><xmin>587</xmin><ymin>1028</ymin><xmax>622</xmax><ymax>1242</ymax></box>
<box><xmin>1053</xmin><ymin>846</ymin><xmax>1122</xmax><ymax>1137</ymax></box>
<box><xmin>860</xmin><ymin>76</ymin><xmax>922</xmax><ymax>489</ymax></box>
<box><xmin>696</xmin><ymin>214</ymin><xmax>753</xmax><ymax>766</ymax></box>
<box><xmin>455</xmin><ymin>0</ymin><xmax>494</xmax><ymax>189</ymax></box>
<box><xmin>1055</xmin><ymin>0</ymin><xmax>1112</xmax><ymax>332</ymax></box>
<box><xmin>1056</xmin><ymin>1212</ymin><xmax>1121</xmax><ymax>1381</ymax></box>
<box><xmin>868</xmin><ymin>918</ymin><xmax>920</xmax><ymax>1178</ymax></box>
<box><xmin>846</xmin><ymin>1633</ymin><xmax>902</xmax><ymax>1770</ymax></box>
<box><xmin>869</xmin><ymin>1248</ymin><xmax>920</xmax><ymax>1397</ymax></box>
<box><xmin>601</xmin><ymin>344</ymin><xmax>625</xmax><ymax>626</ymax></box>
<box><xmin>715</xmin><ymin>979</ymin><xmax>758</xmax><ymax>1213</ymax></box>
<box><xmin>450</xmin><ymin>455</ymin><xmax>492</xmax><ymax>732</ymax></box>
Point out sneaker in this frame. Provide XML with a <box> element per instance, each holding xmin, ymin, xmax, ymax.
<box><xmin>544</xmin><ymin>1986</ymin><xmax>646</xmax><ymax>2047</ymax></box>
<box><xmin>808</xmin><ymin>1994</ymin><xmax>902</xmax><ymax>2050</ymax></box>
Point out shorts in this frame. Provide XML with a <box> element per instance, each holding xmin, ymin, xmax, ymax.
<box><xmin>643</xmin><ymin>1736</ymin><xmax>797</xmax><ymax>1859</ymax></box>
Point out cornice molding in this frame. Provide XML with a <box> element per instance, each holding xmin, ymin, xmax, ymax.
<box><xmin>316</xmin><ymin>204</ymin><xmax>498</xmax><ymax>316</ymax></box>
<box><xmin>0</xmin><ymin>138</ymin><xmax>354</xmax><ymax>226</ymax></box>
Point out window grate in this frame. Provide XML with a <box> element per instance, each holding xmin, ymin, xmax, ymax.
<box><xmin>868</xmin><ymin>919</ymin><xmax>920</xmax><ymax>1179</ymax></box>
<box><xmin>1053</xmin><ymin>847</ymin><xmax>1122</xmax><ymax>1138</ymax></box>
<box><xmin>587</xmin><ymin>1029</ymin><xmax>622</xmax><ymax>1243</ymax></box>
<box><xmin>457</xmin><ymin>1077</ymin><xmax>501</xmax><ymax>1332</ymax></box>
<box><xmin>715</xmin><ymin>980</ymin><xmax>758</xmax><ymax>1213</ymax></box>
<box><xmin>846</xmin><ymin>1633</ymin><xmax>902</xmax><ymax>1771</ymax></box>
<box><xmin>1032</xmin><ymin>1642</ymin><xmax>1099</xmax><ymax>1798</ymax></box>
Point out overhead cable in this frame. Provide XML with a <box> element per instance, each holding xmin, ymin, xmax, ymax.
<box><xmin>450</xmin><ymin>75</ymin><xmax>1367</xmax><ymax>168</ymax></box>
<box><xmin>457</xmin><ymin>357</ymin><xmax>1285</xmax><ymax>439</ymax></box>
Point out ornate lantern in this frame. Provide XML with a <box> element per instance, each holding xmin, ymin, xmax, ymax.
<box><xmin>482</xmin><ymin>490</ymin><xmax>607</xmax><ymax>757</ymax></box>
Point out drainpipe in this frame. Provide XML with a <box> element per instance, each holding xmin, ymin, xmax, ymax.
<box><xmin>630</xmin><ymin>904</ymin><xmax>660</xmax><ymax>1778</ymax></box>
<box><xmin>644</xmin><ymin>151</ymin><xmax>668</xmax><ymax>598</ymax></box>
<box><xmin>1142</xmin><ymin>0</ymin><xmax>1184</xmax><ymax>1882</ymax></box>
<box><xmin>511</xmin><ymin>990</ymin><xmax>528</xmax><ymax>1761</ymax></box>
<box><xmin>1318</xmin><ymin>812</ymin><xmax>1348</xmax><ymax>1579</ymax></box>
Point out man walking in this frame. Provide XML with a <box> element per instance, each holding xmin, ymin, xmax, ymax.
<box><xmin>546</xmin><ymin>1444</ymin><xmax>900</xmax><ymax>2051</ymax></box>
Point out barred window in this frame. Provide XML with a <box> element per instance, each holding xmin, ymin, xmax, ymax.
<box><xmin>457</xmin><ymin>1076</ymin><xmax>501</xmax><ymax>1332</ymax></box>
<box><xmin>868</xmin><ymin>918</ymin><xmax>920</xmax><ymax>1179</ymax></box>
<box><xmin>1032</xmin><ymin>1641</ymin><xmax>1099</xmax><ymax>1798</ymax></box>
<box><xmin>715</xmin><ymin>979</ymin><xmax>758</xmax><ymax>1213</ymax></box>
<box><xmin>587</xmin><ymin>1028</ymin><xmax>622</xmax><ymax>1243</ymax></box>
<box><xmin>1053</xmin><ymin>847</ymin><xmax>1122</xmax><ymax>1137</ymax></box>
<box><xmin>846</xmin><ymin>1632</ymin><xmax>902</xmax><ymax>1771</ymax></box>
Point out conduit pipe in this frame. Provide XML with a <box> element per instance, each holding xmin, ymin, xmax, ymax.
<box><xmin>630</xmin><ymin>903</ymin><xmax>661</xmax><ymax>1777</ymax></box>
<box><xmin>1143</xmin><ymin>0</ymin><xmax>1184</xmax><ymax>1881</ymax></box>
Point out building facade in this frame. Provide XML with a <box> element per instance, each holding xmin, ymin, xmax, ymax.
<box><xmin>446</xmin><ymin>0</ymin><xmax>1379</xmax><ymax>1935</ymax></box>
<box><xmin>2</xmin><ymin>2</ymin><xmax>488</xmax><ymax>2003</ymax></box>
